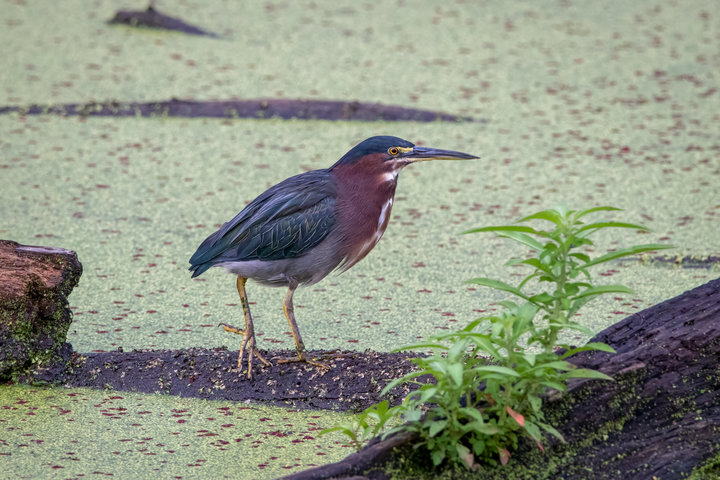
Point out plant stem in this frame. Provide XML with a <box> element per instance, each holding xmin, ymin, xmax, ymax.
<box><xmin>544</xmin><ymin>234</ymin><xmax>571</xmax><ymax>353</ymax></box>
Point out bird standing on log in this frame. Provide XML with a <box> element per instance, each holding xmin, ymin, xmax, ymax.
<box><xmin>189</xmin><ymin>135</ymin><xmax>478</xmax><ymax>379</ymax></box>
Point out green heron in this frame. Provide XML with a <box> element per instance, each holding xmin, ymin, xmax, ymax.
<box><xmin>189</xmin><ymin>135</ymin><xmax>477</xmax><ymax>378</ymax></box>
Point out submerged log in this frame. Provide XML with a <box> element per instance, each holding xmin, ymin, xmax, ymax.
<box><xmin>108</xmin><ymin>5</ymin><xmax>219</xmax><ymax>37</ymax></box>
<box><xmin>280</xmin><ymin>276</ymin><xmax>720</xmax><ymax>480</ymax></box>
<box><xmin>0</xmin><ymin>98</ymin><xmax>476</xmax><ymax>123</ymax></box>
<box><xmin>0</xmin><ymin>240</ymin><xmax>82</xmax><ymax>382</ymax></box>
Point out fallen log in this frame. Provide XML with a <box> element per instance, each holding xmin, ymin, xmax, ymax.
<box><xmin>0</xmin><ymin>98</ymin><xmax>476</xmax><ymax>123</ymax></box>
<box><xmin>279</xmin><ymin>276</ymin><xmax>720</xmax><ymax>480</ymax></box>
<box><xmin>0</xmin><ymin>240</ymin><xmax>82</xmax><ymax>382</ymax></box>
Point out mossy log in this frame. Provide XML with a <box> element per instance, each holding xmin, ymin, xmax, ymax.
<box><xmin>281</xmin><ymin>276</ymin><xmax>720</xmax><ymax>480</ymax></box>
<box><xmin>0</xmin><ymin>240</ymin><xmax>82</xmax><ymax>382</ymax></box>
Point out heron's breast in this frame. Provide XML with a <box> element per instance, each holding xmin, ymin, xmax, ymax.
<box><xmin>335</xmin><ymin>168</ymin><xmax>398</xmax><ymax>269</ymax></box>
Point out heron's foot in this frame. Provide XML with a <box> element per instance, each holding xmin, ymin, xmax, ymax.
<box><xmin>220</xmin><ymin>322</ymin><xmax>271</xmax><ymax>379</ymax></box>
<box><xmin>275</xmin><ymin>352</ymin><xmax>330</xmax><ymax>370</ymax></box>
<box><xmin>274</xmin><ymin>350</ymin><xmax>353</xmax><ymax>370</ymax></box>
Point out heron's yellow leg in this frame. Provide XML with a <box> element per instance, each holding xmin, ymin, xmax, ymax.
<box><xmin>275</xmin><ymin>282</ymin><xmax>331</xmax><ymax>370</ymax></box>
<box><xmin>220</xmin><ymin>276</ymin><xmax>270</xmax><ymax>379</ymax></box>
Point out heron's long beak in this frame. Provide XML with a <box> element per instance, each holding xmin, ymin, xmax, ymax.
<box><xmin>402</xmin><ymin>146</ymin><xmax>479</xmax><ymax>163</ymax></box>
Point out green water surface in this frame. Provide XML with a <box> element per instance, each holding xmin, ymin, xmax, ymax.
<box><xmin>1</xmin><ymin>0</ymin><xmax>718</xmax><ymax>478</ymax></box>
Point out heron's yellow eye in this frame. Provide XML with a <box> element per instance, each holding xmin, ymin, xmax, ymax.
<box><xmin>388</xmin><ymin>147</ymin><xmax>399</xmax><ymax>156</ymax></box>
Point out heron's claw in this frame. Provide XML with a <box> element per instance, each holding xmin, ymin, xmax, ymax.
<box><xmin>221</xmin><ymin>322</ymin><xmax>270</xmax><ymax>379</ymax></box>
<box><xmin>274</xmin><ymin>350</ymin><xmax>352</xmax><ymax>370</ymax></box>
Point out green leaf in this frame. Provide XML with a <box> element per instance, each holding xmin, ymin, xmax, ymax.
<box><xmin>392</xmin><ymin>342</ymin><xmax>447</xmax><ymax>352</ymax></box>
<box><xmin>583</xmin><ymin>244</ymin><xmax>674</xmax><ymax>268</ymax></box>
<box><xmin>431</xmin><ymin>448</ymin><xmax>446</xmax><ymax>466</ymax></box>
<box><xmin>463</xmin><ymin>225</ymin><xmax>540</xmax><ymax>235</ymax></box>
<box><xmin>574</xmin><ymin>206</ymin><xmax>622</xmax><ymax>219</ymax></box>
<box><xmin>559</xmin><ymin>342</ymin><xmax>616</xmax><ymax>359</ymax></box>
<box><xmin>428</xmin><ymin>360</ymin><xmax>448</xmax><ymax>376</ymax></box>
<box><xmin>474</xmin><ymin>365</ymin><xmax>521</xmax><ymax>377</ymax></box>
<box><xmin>318</xmin><ymin>426</ymin><xmax>349</xmax><ymax>436</ymax></box>
<box><xmin>470</xmin><ymin>436</ymin><xmax>486</xmax><ymax>455</ymax></box>
<box><xmin>529</xmin><ymin>292</ymin><xmax>554</xmax><ymax>305</ymax></box>
<box><xmin>567</xmin><ymin>295</ymin><xmax>595</xmax><ymax>318</ymax></box>
<box><xmin>582</xmin><ymin>342</ymin><xmax>616</xmax><ymax>353</ymax></box>
<box><xmin>477</xmin><ymin>423</ymin><xmax>500</xmax><ymax>435</ymax></box>
<box><xmin>373</xmin><ymin>400</ymin><xmax>389</xmax><ymax>416</ymax></box>
<box><xmin>518</xmin><ymin>271</ymin><xmax>543</xmax><ymax>289</ymax></box>
<box><xmin>466</xmin><ymin>336</ymin><xmax>502</xmax><ymax>359</ymax></box>
<box><xmin>466</xmin><ymin>278</ymin><xmax>529</xmax><ymax>300</ymax></box>
<box><xmin>518</xmin><ymin>301</ymin><xmax>540</xmax><ymax>319</ymax></box>
<box><xmin>448</xmin><ymin>363</ymin><xmax>464</xmax><ymax>386</ymax></box>
<box><xmin>564</xmin><ymin>283</ymin><xmax>581</xmax><ymax>296</ymax></box>
<box><xmin>475</xmin><ymin>374</ymin><xmax>512</xmax><ymax>384</ymax></box>
<box><xmin>381</xmin><ymin>370</ymin><xmax>427</xmax><ymax>396</ymax></box>
<box><xmin>519</xmin><ymin>257</ymin><xmax>554</xmax><ymax>275</ymax></box>
<box><xmin>496</xmin><ymin>231</ymin><xmax>546</xmax><ymax>250</ymax></box>
<box><xmin>570</xmin><ymin>237</ymin><xmax>593</xmax><ymax>248</ymax></box>
<box><xmin>527</xmin><ymin>360</ymin><xmax>574</xmax><ymax>373</ymax></box>
<box><xmin>403</xmin><ymin>407</ymin><xmax>422</xmax><ymax>423</ymax></box>
<box><xmin>538</xmin><ymin>421</ymin><xmax>566</xmax><ymax>442</ymax></box>
<box><xmin>490</xmin><ymin>321</ymin><xmax>503</xmax><ymax>339</ymax></box>
<box><xmin>576</xmin><ymin>221</ymin><xmax>650</xmax><ymax>234</ymax></box>
<box><xmin>523</xmin><ymin>420</ymin><xmax>542</xmax><ymax>442</ymax></box>
<box><xmin>565</xmin><ymin>368</ymin><xmax>614</xmax><ymax>381</ymax></box>
<box><xmin>572</xmin><ymin>284</ymin><xmax>634</xmax><ymax>299</ymax></box>
<box><xmin>420</xmin><ymin>387</ymin><xmax>439</xmax><ymax>403</ymax></box>
<box><xmin>549</xmin><ymin>321</ymin><xmax>594</xmax><ymax>335</ymax></box>
<box><xmin>524</xmin><ymin>353</ymin><xmax>536</xmax><ymax>366</ymax></box>
<box><xmin>518</xmin><ymin>209</ymin><xmax>564</xmax><ymax>226</ymax></box>
<box><xmin>539</xmin><ymin>380</ymin><xmax>567</xmax><ymax>392</ymax></box>
<box><xmin>497</xmin><ymin>300</ymin><xmax>519</xmax><ymax>311</ymax></box>
<box><xmin>528</xmin><ymin>394</ymin><xmax>542</xmax><ymax>413</ymax></box>
<box><xmin>462</xmin><ymin>318</ymin><xmax>485</xmax><ymax>331</ymax></box>
<box><xmin>569</xmin><ymin>252</ymin><xmax>590</xmax><ymax>263</ymax></box>
<box><xmin>447</xmin><ymin>338</ymin><xmax>468</xmax><ymax>360</ymax></box>
<box><xmin>459</xmin><ymin>407</ymin><xmax>486</xmax><ymax>424</ymax></box>
<box><xmin>429</xmin><ymin>419</ymin><xmax>448</xmax><ymax>438</ymax></box>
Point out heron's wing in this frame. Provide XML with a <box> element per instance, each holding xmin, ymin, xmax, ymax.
<box><xmin>189</xmin><ymin>170</ymin><xmax>337</xmax><ymax>276</ymax></box>
<box><xmin>230</xmin><ymin>195</ymin><xmax>336</xmax><ymax>261</ymax></box>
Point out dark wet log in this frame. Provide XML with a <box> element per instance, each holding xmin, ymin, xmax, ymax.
<box><xmin>0</xmin><ymin>98</ymin><xmax>476</xmax><ymax>123</ymax></box>
<box><xmin>66</xmin><ymin>348</ymin><xmax>420</xmax><ymax>411</ymax></box>
<box><xmin>0</xmin><ymin>240</ymin><xmax>82</xmax><ymax>382</ymax></box>
<box><xmin>108</xmin><ymin>5</ymin><xmax>218</xmax><ymax>37</ymax></box>
<box><xmin>280</xmin><ymin>432</ymin><xmax>417</xmax><ymax>480</ymax></box>
<box><xmin>619</xmin><ymin>254</ymin><xmax>720</xmax><ymax>269</ymax></box>
<box><xmin>279</xmin><ymin>276</ymin><xmax>720</xmax><ymax>480</ymax></box>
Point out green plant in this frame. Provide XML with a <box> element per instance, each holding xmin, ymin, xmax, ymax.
<box><xmin>320</xmin><ymin>400</ymin><xmax>400</xmax><ymax>451</ymax></box>
<box><xmin>324</xmin><ymin>205</ymin><xmax>672</xmax><ymax>469</ymax></box>
<box><xmin>464</xmin><ymin>205</ymin><xmax>672</xmax><ymax>356</ymax></box>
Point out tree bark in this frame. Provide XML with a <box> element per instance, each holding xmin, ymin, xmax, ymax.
<box><xmin>0</xmin><ymin>240</ymin><xmax>82</xmax><ymax>382</ymax></box>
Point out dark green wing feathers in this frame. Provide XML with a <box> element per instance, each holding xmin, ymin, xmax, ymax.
<box><xmin>189</xmin><ymin>170</ymin><xmax>337</xmax><ymax>277</ymax></box>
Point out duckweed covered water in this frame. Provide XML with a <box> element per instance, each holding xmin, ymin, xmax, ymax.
<box><xmin>1</xmin><ymin>0</ymin><xmax>718</xmax><ymax>477</ymax></box>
